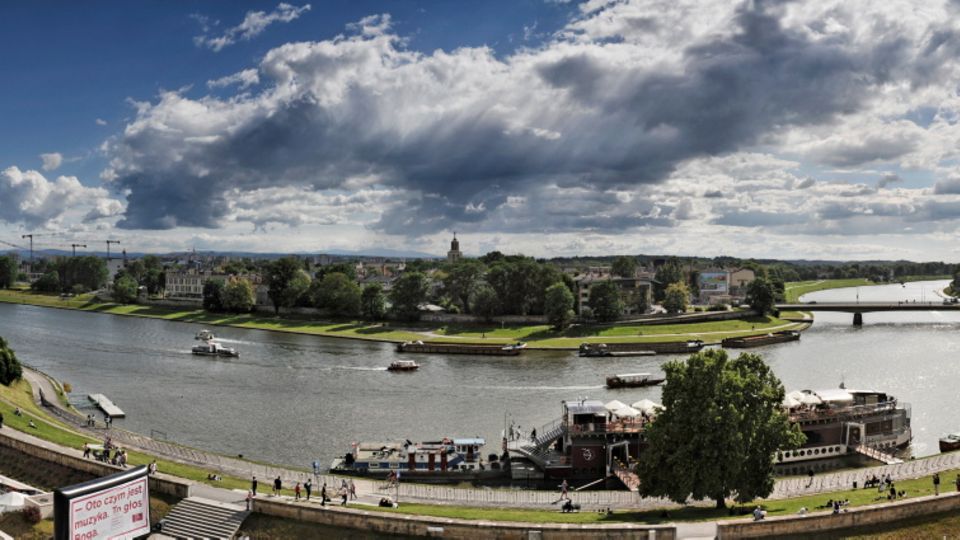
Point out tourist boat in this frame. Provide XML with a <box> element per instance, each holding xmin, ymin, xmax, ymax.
<box><xmin>330</xmin><ymin>438</ymin><xmax>506</xmax><ymax>482</ymax></box>
<box><xmin>605</xmin><ymin>373</ymin><xmax>665</xmax><ymax>389</ymax></box>
<box><xmin>396</xmin><ymin>341</ymin><xmax>527</xmax><ymax>356</ymax></box>
<box><xmin>939</xmin><ymin>433</ymin><xmax>960</xmax><ymax>453</ymax></box>
<box><xmin>387</xmin><ymin>360</ymin><xmax>419</xmax><ymax>372</ymax></box>
<box><xmin>721</xmin><ymin>330</ymin><xmax>800</xmax><ymax>349</ymax></box>
<box><xmin>776</xmin><ymin>387</ymin><xmax>911</xmax><ymax>472</ymax></box>
<box><xmin>195</xmin><ymin>329</ymin><xmax>216</xmax><ymax>341</ymax></box>
<box><xmin>191</xmin><ymin>342</ymin><xmax>239</xmax><ymax>358</ymax></box>
<box><xmin>578</xmin><ymin>340</ymin><xmax>704</xmax><ymax>357</ymax></box>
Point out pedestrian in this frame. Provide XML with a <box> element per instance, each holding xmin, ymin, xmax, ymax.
<box><xmin>251</xmin><ymin>476</ymin><xmax>258</xmax><ymax>497</ymax></box>
<box><xmin>934</xmin><ymin>472</ymin><xmax>940</xmax><ymax>496</ymax></box>
<box><xmin>148</xmin><ymin>461</ymin><xmax>158</xmax><ymax>475</ymax></box>
<box><xmin>295</xmin><ymin>482</ymin><xmax>302</xmax><ymax>501</ymax></box>
<box><xmin>83</xmin><ymin>444</ymin><xmax>91</xmax><ymax>459</ymax></box>
<box><xmin>273</xmin><ymin>475</ymin><xmax>282</xmax><ymax>496</ymax></box>
<box><xmin>246</xmin><ymin>490</ymin><xmax>253</xmax><ymax>511</ymax></box>
<box><xmin>321</xmin><ymin>483</ymin><xmax>328</xmax><ymax>506</ymax></box>
<box><xmin>349</xmin><ymin>479</ymin><xmax>356</xmax><ymax>500</ymax></box>
<box><xmin>341</xmin><ymin>487</ymin><xmax>348</xmax><ymax>506</ymax></box>
<box><xmin>305</xmin><ymin>478</ymin><xmax>312</xmax><ymax>501</ymax></box>
<box><xmin>956</xmin><ymin>474</ymin><xmax>960</xmax><ymax>493</ymax></box>
<box><xmin>0</xmin><ymin>412</ymin><xmax>3</xmax><ymax>429</ymax></box>
<box><xmin>560</xmin><ymin>479</ymin><xmax>569</xmax><ymax>500</ymax></box>
<box><xmin>806</xmin><ymin>468</ymin><xmax>814</xmax><ymax>487</ymax></box>
<box><xmin>531</xmin><ymin>427</ymin><xmax>537</xmax><ymax>441</ymax></box>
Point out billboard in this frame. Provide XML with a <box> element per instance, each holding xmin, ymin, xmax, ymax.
<box><xmin>699</xmin><ymin>272</ymin><xmax>728</xmax><ymax>292</ymax></box>
<box><xmin>54</xmin><ymin>465</ymin><xmax>150</xmax><ymax>540</ymax></box>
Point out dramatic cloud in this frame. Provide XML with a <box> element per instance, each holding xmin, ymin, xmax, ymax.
<box><xmin>195</xmin><ymin>3</ymin><xmax>311</xmax><ymax>52</ymax></box>
<box><xmin>0</xmin><ymin>166</ymin><xmax>118</xmax><ymax>228</ymax></box>
<box><xmin>39</xmin><ymin>152</ymin><xmax>62</xmax><ymax>171</ymax></box>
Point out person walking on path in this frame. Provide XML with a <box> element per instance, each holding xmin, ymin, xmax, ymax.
<box><xmin>934</xmin><ymin>472</ymin><xmax>941</xmax><ymax>496</ymax></box>
<box><xmin>321</xmin><ymin>483</ymin><xmax>328</xmax><ymax>506</ymax></box>
<box><xmin>531</xmin><ymin>427</ymin><xmax>537</xmax><ymax>441</ymax></box>
<box><xmin>806</xmin><ymin>469</ymin><xmax>814</xmax><ymax>487</ymax></box>
<box><xmin>349</xmin><ymin>479</ymin><xmax>357</xmax><ymax>500</ymax></box>
<box><xmin>273</xmin><ymin>476</ymin><xmax>282</xmax><ymax>497</ymax></box>
<box><xmin>340</xmin><ymin>487</ymin><xmax>348</xmax><ymax>506</ymax></box>
<box><xmin>251</xmin><ymin>476</ymin><xmax>258</xmax><ymax>497</ymax></box>
<box><xmin>294</xmin><ymin>482</ymin><xmax>302</xmax><ymax>501</ymax></box>
<box><xmin>245</xmin><ymin>491</ymin><xmax>253</xmax><ymax>511</ymax></box>
<box><xmin>305</xmin><ymin>479</ymin><xmax>312</xmax><ymax>501</ymax></box>
<box><xmin>560</xmin><ymin>479</ymin><xmax>569</xmax><ymax>500</ymax></box>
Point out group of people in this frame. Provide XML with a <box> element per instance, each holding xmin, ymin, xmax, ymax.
<box><xmin>82</xmin><ymin>438</ymin><xmax>128</xmax><ymax>467</ymax></box>
<box><xmin>249</xmin><ymin>475</ymin><xmax>356</xmax><ymax>507</ymax></box>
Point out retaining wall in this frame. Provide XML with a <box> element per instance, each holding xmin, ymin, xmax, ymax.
<box><xmin>253</xmin><ymin>497</ymin><xmax>675</xmax><ymax>539</ymax></box>
<box><xmin>717</xmin><ymin>492</ymin><xmax>960</xmax><ymax>538</ymax></box>
<box><xmin>0</xmin><ymin>430</ymin><xmax>191</xmax><ymax>499</ymax></box>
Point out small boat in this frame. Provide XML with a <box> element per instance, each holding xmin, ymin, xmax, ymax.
<box><xmin>192</xmin><ymin>342</ymin><xmax>239</xmax><ymax>358</ymax></box>
<box><xmin>606</xmin><ymin>372</ymin><xmax>665</xmax><ymax>389</ymax></box>
<box><xmin>940</xmin><ymin>433</ymin><xmax>960</xmax><ymax>453</ymax></box>
<box><xmin>387</xmin><ymin>360</ymin><xmax>419</xmax><ymax>372</ymax></box>
<box><xmin>195</xmin><ymin>329</ymin><xmax>216</xmax><ymax>341</ymax></box>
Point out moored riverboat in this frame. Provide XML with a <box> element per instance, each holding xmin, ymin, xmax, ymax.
<box><xmin>940</xmin><ymin>433</ymin><xmax>960</xmax><ymax>453</ymax></box>
<box><xmin>387</xmin><ymin>360</ymin><xmax>419</xmax><ymax>372</ymax></box>
<box><xmin>191</xmin><ymin>342</ymin><xmax>239</xmax><ymax>358</ymax></box>
<box><xmin>578</xmin><ymin>340</ymin><xmax>703</xmax><ymax>357</ymax></box>
<box><xmin>721</xmin><ymin>330</ymin><xmax>800</xmax><ymax>348</ymax></box>
<box><xmin>396</xmin><ymin>341</ymin><xmax>527</xmax><ymax>356</ymax></box>
<box><xmin>777</xmin><ymin>387</ymin><xmax>911</xmax><ymax>472</ymax></box>
<box><xmin>330</xmin><ymin>438</ymin><xmax>507</xmax><ymax>482</ymax></box>
<box><xmin>605</xmin><ymin>373</ymin><xmax>665</xmax><ymax>389</ymax></box>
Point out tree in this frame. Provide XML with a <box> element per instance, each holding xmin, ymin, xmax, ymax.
<box><xmin>57</xmin><ymin>256</ymin><xmax>108</xmax><ymax>292</ymax></box>
<box><xmin>638</xmin><ymin>349</ymin><xmax>804</xmax><ymax>509</ymax></box>
<box><xmin>266</xmin><ymin>257</ymin><xmax>311</xmax><ymax>315</ymax></box>
<box><xmin>471</xmin><ymin>284</ymin><xmax>500</xmax><ymax>322</ymax></box>
<box><xmin>126</xmin><ymin>260</ymin><xmax>147</xmax><ymax>285</ymax></box>
<box><xmin>361</xmin><ymin>283</ymin><xmax>386</xmax><ymax>320</ymax></box>
<box><xmin>588</xmin><ymin>280</ymin><xmax>623</xmax><ymax>322</ymax></box>
<box><xmin>389</xmin><ymin>272</ymin><xmax>428</xmax><ymax>321</ymax></box>
<box><xmin>611</xmin><ymin>256</ymin><xmax>638</xmax><ymax>278</ymax></box>
<box><xmin>0</xmin><ymin>255</ymin><xmax>18</xmax><ymax>288</ymax></box>
<box><xmin>0</xmin><ymin>336</ymin><xmax>23</xmax><ymax>386</ymax></box>
<box><xmin>202</xmin><ymin>279</ymin><xmax>225</xmax><ymax>312</ymax></box>
<box><xmin>112</xmin><ymin>275</ymin><xmax>139</xmax><ymax>304</ymax></box>
<box><xmin>31</xmin><ymin>271</ymin><xmax>60</xmax><ymax>293</ymax></box>
<box><xmin>663</xmin><ymin>282</ymin><xmax>690</xmax><ymax>314</ymax></box>
<box><xmin>746</xmin><ymin>277</ymin><xmax>777</xmax><ymax>314</ymax></box>
<box><xmin>544</xmin><ymin>282</ymin><xmax>575</xmax><ymax>330</ymax></box>
<box><xmin>315</xmin><ymin>262</ymin><xmax>357</xmax><ymax>281</ymax></box>
<box><xmin>222</xmin><ymin>279</ymin><xmax>256</xmax><ymax>313</ymax></box>
<box><xmin>311</xmin><ymin>272</ymin><xmax>361</xmax><ymax>317</ymax></box>
<box><xmin>443</xmin><ymin>260</ymin><xmax>484</xmax><ymax>313</ymax></box>
<box><xmin>654</xmin><ymin>258</ymin><xmax>684</xmax><ymax>301</ymax></box>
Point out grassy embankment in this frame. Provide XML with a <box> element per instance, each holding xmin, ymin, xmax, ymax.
<box><xmin>784</xmin><ymin>276</ymin><xmax>953</xmax><ymax>303</ymax></box>
<box><xmin>0</xmin><ymin>287</ymin><xmax>807</xmax><ymax>348</ymax></box>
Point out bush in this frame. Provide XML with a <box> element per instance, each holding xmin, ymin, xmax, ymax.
<box><xmin>707</xmin><ymin>303</ymin><xmax>729</xmax><ymax>312</ymax></box>
<box><xmin>22</xmin><ymin>505</ymin><xmax>41</xmax><ymax>524</ymax></box>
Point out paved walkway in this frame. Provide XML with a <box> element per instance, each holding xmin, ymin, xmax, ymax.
<box><xmin>15</xmin><ymin>366</ymin><xmax>960</xmax><ymax>511</ymax></box>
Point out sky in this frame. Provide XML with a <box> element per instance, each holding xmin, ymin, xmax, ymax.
<box><xmin>3</xmin><ymin>1</ymin><xmax>960</xmax><ymax>261</ymax></box>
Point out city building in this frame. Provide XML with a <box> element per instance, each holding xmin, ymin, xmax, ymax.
<box><xmin>573</xmin><ymin>269</ymin><xmax>654</xmax><ymax>317</ymax></box>
<box><xmin>447</xmin><ymin>233</ymin><xmax>462</xmax><ymax>263</ymax></box>
<box><xmin>164</xmin><ymin>270</ymin><xmax>262</xmax><ymax>302</ymax></box>
<box><xmin>697</xmin><ymin>268</ymin><xmax>756</xmax><ymax>304</ymax></box>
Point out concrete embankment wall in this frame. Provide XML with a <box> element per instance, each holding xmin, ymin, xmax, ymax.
<box><xmin>0</xmin><ymin>430</ymin><xmax>191</xmax><ymax>499</ymax></box>
<box><xmin>253</xmin><ymin>498</ymin><xmax>676</xmax><ymax>540</ymax></box>
<box><xmin>717</xmin><ymin>492</ymin><xmax>960</xmax><ymax>538</ymax></box>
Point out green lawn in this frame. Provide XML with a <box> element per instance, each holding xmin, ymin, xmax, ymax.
<box><xmin>784</xmin><ymin>279</ymin><xmax>872</xmax><ymax>303</ymax></box>
<box><xmin>0</xmin><ymin>288</ymin><xmax>806</xmax><ymax>349</ymax></box>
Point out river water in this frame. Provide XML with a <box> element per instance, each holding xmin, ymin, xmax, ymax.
<box><xmin>0</xmin><ymin>280</ymin><xmax>957</xmax><ymax>470</ymax></box>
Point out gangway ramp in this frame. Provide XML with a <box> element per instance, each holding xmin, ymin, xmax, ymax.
<box><xmin>852</xmin><ymin>445</ymin><xmax>903</xmax><ymax>465</ymax></box>
<box><xmin>88</xmin><ymin>393</ymin><xmax>125</xmax><ymax>417</ymax></box>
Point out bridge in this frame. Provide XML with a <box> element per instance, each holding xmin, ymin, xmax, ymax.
<box><xmin>776</xmin><ymin>301</ymin><xmax>960</xmax><ymax>325</ymax></box>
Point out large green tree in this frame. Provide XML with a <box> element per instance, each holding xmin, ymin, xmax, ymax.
<box><xmin>0</xmin><ymin>336</ymin><xmax>23</xmax><ymax>386</ymax></box>
<box><xmin>311</xmin><ymin>272</ymin><xmax>361</xmax><ymax>317</ymax></box>
<box><xmin>611</xmin><ymin>256</ymin><xmax>638</xmax><ymax>278</ymax></box>
<box><xmin>361</xmin><ymin>283</ymin><xmax>386</xmax><ymax>320</ymax></box>
<box><xmin>637</xmin><ymin>349</ymin><xmax>804</xmax><ymax>509</ymax></box>
<box><xmin>0</xmin><ymin>255</ymin><xmax>18</xmax><ymax>288</ymax></box>
<box><xmin>112</xmin><ymin>275</ymin><xmax>139</xmax><ymax>304</ymax></box>
<box><xmin>588</xmin><ymin>280</ymin><xmax>623</xmax><ymax>322</ymax></box>
<box><xmin>544</xmin><ymin>282</ymin><xmax>575</xmax><ymax>330</ymax></box>
<box><xmin>222</xmin><ymin>279</ymin><xmax>256</xmax><ymax>313</ymax></box>
<box><xmin>202</xmin><ymin>279</ymin><xmax>225</xmax><ymax>312</ymax></box>
<box><xmin>443</xmin><ymin>260</ymin><xmax>484</xmax><ymax>314</ymax></box>
<box><xmin>471</xmin><ymin>283</ymin><xmax>500</xmax><ymax>322</ymax></box>
<box><xmin>31</xmin><ymin>271</ymin><xmax>60</xmax><ymax>293</ymax></box>
<box><xmin>57</xmin><ymin>256</ymin><xmax>108</xmax><ymax>292</ymax></box>
<box><xmin>662</xmin><ymin>282</ymin><xmax>690</xmax><ymax>314</ymax></box>
<box><xmin>654</xmin><ymin>258</ymin><xmax>684</xmax><ymax>301</ymax></box>
<box><xmin>746</xmin><ymin>276</ymin><xmax>777</xmax><ymax>314</ymax></box>
<box><xmin>266</xmin><ymin>257</ymin><xmax>311</xmax><ymax>314</ymax></box>
<box><xmin>389</xmin><ymin>272</ymin><xmax>428</xmax><ymax>321</ymax></box>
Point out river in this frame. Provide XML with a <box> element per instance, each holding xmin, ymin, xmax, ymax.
<box><xmin>0</xmin><ymin>280</ymin><xmax>957</xmax><ymax>470</ymax></box>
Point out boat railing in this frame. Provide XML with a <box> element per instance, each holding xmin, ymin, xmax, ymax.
<box><xmin>569</xmin><ymin>420</ymin><xmax>648</xmax><ymax>434</ymax></box>
<box><xmin>788</xmin><ymin>401</ymin><xmax>899</xmax><ymax>422</ymax></box>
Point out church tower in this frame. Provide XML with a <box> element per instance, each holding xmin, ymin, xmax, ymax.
<box><xmin>447</xmin><ymin>233</ymin><xmax>462</xmax><ymax>263</ymax></box>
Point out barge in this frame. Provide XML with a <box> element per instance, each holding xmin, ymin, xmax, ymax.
<box><xmin>940</xmin><ymin>433</ymin><xmax>960</xmax><ymax>453</ymax></box>
<box><xmin>721</xmin><ymin>330</ymin><xmax>800</xmax><ymax>348</ymax></box>
<box><xmin>330</xmin><ymin>438</ymin><xmax>507</xmax><ymax>482</ymax></box>
<box><xmin>777</xmin><ymin>387</ymin><xmax>911</xmax><ymax>473</ymax></box>
<box><xmin>397</xmin><ymin>341</ymin><xmax>527</xmax><ymax>356</ymax></box>
<box><xmin>605</xmin><ymin>373</ymin><xmax>665</xmax><ymax>389</ymax></box>
<box><xmin>578</xmin><ymin>340</ymin><xmax>704</xmax><ymax>357</ymax></box>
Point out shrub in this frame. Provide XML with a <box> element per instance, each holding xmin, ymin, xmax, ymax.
<box><xmin>23</xmin><ymin>505</ymin><xmax>42</xmax><ymax>524</ymax></box>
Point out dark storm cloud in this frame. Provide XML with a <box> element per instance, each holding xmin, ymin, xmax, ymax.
<box><xmin>106</xmin><ymin>2</ymin><xmax>949</xmax><ymax>234</ymax></box>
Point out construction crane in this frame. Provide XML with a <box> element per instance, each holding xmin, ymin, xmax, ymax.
<box><xmin>21</xmin><ymin>232</ymin><xmax>64</xmax><ymax>270</ymax></box>
<box><xmin>71</xmin><ymin>243</ymin><xmax>87</xmax><ymax>257</ymax></box>
<box><xmin>105</xmin><ymin>240</ymin><xmax>120</xmax><ymax>261</ymax></box>
<box><xmin>1</xmin><ymin>239</ymin><xmax>28</xmax><ymax>251</ymax></box>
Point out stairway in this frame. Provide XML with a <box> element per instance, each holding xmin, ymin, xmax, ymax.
<box><xmin>852</xmin><ymin>445</ymin><xmax>904</xmax><ymax>465</ymax></box>
<box><xmin>160</xmin><ymin>497</ymin><xmax>249</xmax><ymax>539</ymax></box>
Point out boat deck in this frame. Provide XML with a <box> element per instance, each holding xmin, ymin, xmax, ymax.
<box><xmin>88</xmin><ymin>393</ymin><xmax>125</xmax><ymax>418</ymax></box>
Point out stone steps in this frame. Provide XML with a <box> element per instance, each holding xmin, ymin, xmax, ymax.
<box><xmin>160</xmin><ymin>497</ymin><xmax>248</xmax><ymax>539</ymax></box>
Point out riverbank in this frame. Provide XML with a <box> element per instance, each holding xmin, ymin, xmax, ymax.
<box><xmin>784</xmin><ymin>276</ymin><xmax>952</xmax><ymax>302</ymax></box>
<box><xmin>0</xmin><ymin>288</ymin><xmax>809</xmax><ymax>349</ymax></box>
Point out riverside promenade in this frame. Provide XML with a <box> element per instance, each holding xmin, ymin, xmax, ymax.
<box><xmin>18</xmin><ymin>366</ymin><xmax>960</xmax><ymax>511</ymax></box>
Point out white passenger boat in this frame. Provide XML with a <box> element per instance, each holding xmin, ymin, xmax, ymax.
<box><xmin>195</xmin><ymin>329</ymin><xmax>216</xmax><ymax>341</ymax></box>
<box><xmin>191</xmin><ymin>342</ymin><xmax>239</xmax><ymax>358</ymax></box>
